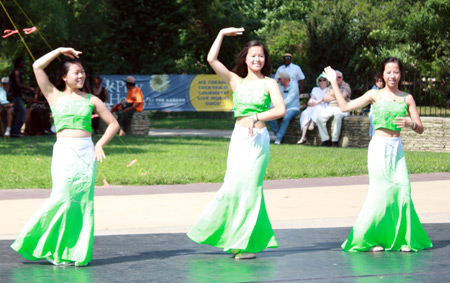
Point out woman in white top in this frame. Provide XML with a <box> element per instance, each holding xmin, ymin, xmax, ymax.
<box><xmin>297</xmin><ymin>74</ymin><xmax>328</xmax><ymax>144</ymax></box>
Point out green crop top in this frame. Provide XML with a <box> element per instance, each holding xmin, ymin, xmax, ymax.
<box><xmin>51</xmin><ymin>93</ymin><xmax>94</xmax><ymax>133</ymax></box>
<box><xmin>372</xmin><ymin>91</ymin><xmax>408</xmax><ymax>132</ymax></box>
<box><xmin>233</xmin><ymin>77</ymin><xmax>271</xmax><ymax>117</ymax></box>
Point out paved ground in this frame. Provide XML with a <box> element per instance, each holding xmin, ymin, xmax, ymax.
<box><xmin>1</xmin><ymin>172</ymin><xmax>449</xmax><ymax>282</ymax></box>
<box><xmin>148</xmin><ymin>128</ymin><xmax>277</xmax><ymax>141</ymax></box>
<box><xmin>1</xmin><ymin>128</ymin><xmax>449</xmax><ymax>282</ymax></box>
<box><xmin>148</xmin><ymin>128</ymin><xmax>235</xmax><ymax>139</ymax></box>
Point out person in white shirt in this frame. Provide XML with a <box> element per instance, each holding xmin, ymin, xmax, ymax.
<box><xmin>268</xmin><ymin>71</ymin><xmax>300</xmax><ymax>144</ymax></box>
<box><xmin>275</xmin><ymin>53</ymin><xmax>305</xmax><ymax>94</ymax></box>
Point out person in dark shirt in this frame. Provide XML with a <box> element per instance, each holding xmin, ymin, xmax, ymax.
<box><xmin>9</xmin><ymin>57</ymin><xmax>35</xmax><ymax>137</ymax></box>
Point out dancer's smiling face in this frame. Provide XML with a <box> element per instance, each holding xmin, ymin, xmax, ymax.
<box><xmin>383</xmin><ymin>62</ymin><xmax>401</xmax><ymax>88</ymax></box>
<box><xmin>63</xmin><ymin>63</ymin><xmax>85</xmax><ymax>89</ymax></box>
<box><xmin>245</xmin><ymin>46</ymin><xmax>265</xmax><ymax>73</ymax></box>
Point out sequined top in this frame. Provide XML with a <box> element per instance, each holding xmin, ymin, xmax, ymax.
<box><xmin>233</xmin><ymin>77</ymin><xmax>271</xmax><ymax>117</ymax></box>
<box><xmin>372</xmin><ymin>91</ymin><xmax>408</xmax><ymax>132</ymax></box>
<box><xmin>51</xmin><ymin>93</ymin><xmax>93</xmax><ymax>133</ymax></box>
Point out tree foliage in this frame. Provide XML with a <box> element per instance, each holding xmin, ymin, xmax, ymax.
<box><xmin>0</xmin><ymin>0</ymin><xmax>448</xmax><ymax>94</ymax></box>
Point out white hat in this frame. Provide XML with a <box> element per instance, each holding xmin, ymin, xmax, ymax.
<box><xmin>276</xmin><ymin>71</ymin><xmax>290</xmax><ymax>80</ymax></box>
<box><xmin>1</xmin><ymin>77</ymin><xmax>8</xmax><ymax>84</ymax></box>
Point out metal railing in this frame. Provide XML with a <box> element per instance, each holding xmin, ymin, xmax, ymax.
<box><xmin>353</xmin><ymin>69</ymin><xmax>449</xmax><ymax>117</ymax></box>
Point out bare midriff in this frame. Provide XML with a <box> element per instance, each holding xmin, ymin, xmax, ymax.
<box><xmin>235</xmin><ymin>117</ymin><xmax>266</xmax><ymax>129</ymax></box>
<box><xmin>56</xmin><ymin>129</ymin><xmax>91</xmax><ymax>138</ymax></box>
<box><xmin>374</xmin><ymin>128</ymin><xmax>401</xmax><ymax>138</ymax></box>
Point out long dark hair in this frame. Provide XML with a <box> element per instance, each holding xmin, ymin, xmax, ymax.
<box><xmin>55</xmin><ymin>58</ymin><xmax>86</xmax><ymax>91</ymax></box>
<box><xmin>379</xmin><ymin>57</ymin><xmax>404</xmax><ymax>90</ymax></box>
<box><xmin>233</xmin><ymin>40</ymin><xmax>272</xmax><ymax>78</ymax></box>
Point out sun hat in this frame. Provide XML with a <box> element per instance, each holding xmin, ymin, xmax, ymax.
<box><xmin>316</xmin><ymin>74</ymin><xmax>329</xmax><ymax>86</ymax></box>
<box><xmin>276</xmin><ymin>71</ymin><xmax>290</xmax><ymax>80</ymax></box>
<box><xmin>124</xmin><ymin>76</ymin><xmax>136</xmax><ymax>84</ymax></box>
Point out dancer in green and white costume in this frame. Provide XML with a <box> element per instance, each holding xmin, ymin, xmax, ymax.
<box><xmin>322</xmin><ymin>58</ymin><xmax>433</xmax><ymax>252</ymax></box>
<box><xmin>11</xmin><ymin>48</ymin><xmax>119</xmax><ymax>266</ymax></box>
<box><xmin>187</xmin><ymin>27</ymin><xmax>286</xmax><ymax>260</ymax></box>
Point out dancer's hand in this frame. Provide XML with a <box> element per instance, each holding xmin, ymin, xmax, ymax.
<box><xmin>393</xmin><ymin>116</ymin><xmax>410</xmax><ymax>128</ymax></box>
<box><xmin>59</xmin><ymin>47</ymin><xmax>82</xmax><ymax>59</ymax></box>
<box><xmin>94</xmin><ymin>145</ymin><xmax>106</xmax><ymax>162</ymax></box>
<box><xmin>322</xmin><ymin>66</ymin><xmax>337</xmax><ymax>84</ymax></box>
<box><xmin>220</xmin><ymin>27</ymin><xmax>245</xmax><ymax>37</ymax></box>
<box><xmin>245</xmin><ymin>116</ymin><xmax>255</xmax><ymax>137</ymax></box>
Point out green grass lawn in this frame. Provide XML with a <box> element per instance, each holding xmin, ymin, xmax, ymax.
<box><xmin>1</xmin><ymin>135</ymin><xmax>449</xmax><ymax>190</ymax></box>
<box><xmin>150</xmin><ymin>116</ymin><xmax>236</xmax><ymax>130</ymax></box>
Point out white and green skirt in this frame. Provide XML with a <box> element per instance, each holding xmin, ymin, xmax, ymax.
<box><xmin>342</xmin><ymin>136</ymin><xmax>433</xmax><ymax>252</ymax></box>
<box><xmin>187</xmin><ymin>125</ymin><xmax>278</xmax><ymax>253</ymax></box>
<box><xmin>11</xmin><ymin>137</ymin><xmax>96</xmax><ymax>265</ymax></box>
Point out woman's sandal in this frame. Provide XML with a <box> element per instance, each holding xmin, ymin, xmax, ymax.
<box><xmin>235</xmin><ymin>252</ymin><xmax>257</xmax><ymax>260</ymax></box>
<box><xmin>369</xmin><ymin>246</ymin><xmax>384</xmax><ymax>252</ymax></box>
<box><xmin>231</xmin><ymin>249</ymin><xmax>241</xmax><ymax>258</ymax></box>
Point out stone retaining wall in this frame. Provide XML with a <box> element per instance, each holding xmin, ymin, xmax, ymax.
<box><xmin>98</xmin><ymin>111</ymin><xmax>150</xmax><ymax>136</ymax></box>
<box><xmin>282</xmin><ymin>115</ymin><xmax>450</xmax><ymax>152</ymax></box>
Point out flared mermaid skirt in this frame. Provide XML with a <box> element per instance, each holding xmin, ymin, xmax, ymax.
<box><xmin>342</xmin><ymin>136</ymin><xmax>433</xmax><ymax>252</ymax></box>
<box><xmin>11</xmin><ymin>137</ymin><xmax>97</xmax><ymax>265</ymax></box>
<box><xmin>187</xmin><ymin>125</ymin><xmax>278</xmax><ymax>253</ymax></box>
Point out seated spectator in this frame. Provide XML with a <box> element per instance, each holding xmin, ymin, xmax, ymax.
<box><xmin>0</xmin><ymin>77</ymin><xmax>13</xmax><ymax>136</ymax></box>
<box><xmin>112</xmin><ymin>76</ymin><xmax>144</xmax><ymax>136</ymax></box>
<box><xmin>297</xmin><ymin>74</ymin><xmax>328</xmax><ymax>144</ymax></box>
<box><xmin>317</xmin><ymin>70</ymin><xmax>351</xmax><ymax>147</ymax></box>
<box><xmin>91</xmin><ymin>76</ymin><xmax>109</xmax><ymax>134</ymax></box>
<box><xmin>268</xmin><ymin>71</ymin><xmax>300</xmax><ymax>144</ymax></box>
<box><xmin>368</xmin><ymin>73</ymin><xmax>385</xmax><ymax>137</ymax></box>
<box><xmin>25</xmin><ymin>88</ymin><xmax>52</xmax><ymax>135</ymax></box>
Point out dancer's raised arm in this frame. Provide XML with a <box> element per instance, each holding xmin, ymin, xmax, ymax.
<box><xmin>33</xmin><ymin>48</ymin><xmax>82</xmax><ymax>98</ymax></box>
<box><xmin>207</xmin><ymin>27</ymin><xmax>244</xmax><ymax>89</ymax></box>
<box><xmin>323</xmin><ymin>66</ymin><xmax>375</xmax><ymax>112</ymax></box>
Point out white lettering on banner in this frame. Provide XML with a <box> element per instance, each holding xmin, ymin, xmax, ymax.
<box><xmin>144</xmin><ymin>97</ymin><xmax>186</xmax><ymax>105</ymax></box>
<box><xmin>103</xmin><ymin>78</ymin><xmax>116</xmax><ymax>92</ymax></box>
<box><xmin>103</xmin><ymin>78</ymin><xmax>126</xmax><ymax>105</ymax></box>
<box><xmin>109</xmin><ymin>93</ymin><xmax>122</xmax><ymax>105</ymax></box>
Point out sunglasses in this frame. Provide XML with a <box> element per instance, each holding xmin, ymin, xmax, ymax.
<box><xmin>337</xmin><ymin>76</ymin><xmax>343</xmax><ymax>79</ymax></box>
<box><xmin>318</xmin><ymin>79</ymin><xmax>327</xmax><ymax>82</ymax></box>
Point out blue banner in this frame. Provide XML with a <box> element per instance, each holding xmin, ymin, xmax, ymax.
<box><xmin>101</xmin><ymin>74</ymin><xmax>233</xmax><ymax>112</ymax></box>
